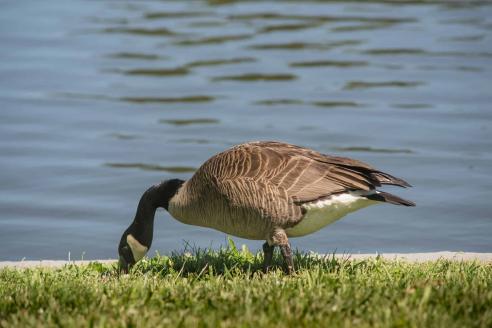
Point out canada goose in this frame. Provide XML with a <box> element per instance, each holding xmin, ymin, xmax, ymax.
<box><xmin>118</xmin><ymin>141</ymin><xmax>414</xmax><ymax>273</ymax></box>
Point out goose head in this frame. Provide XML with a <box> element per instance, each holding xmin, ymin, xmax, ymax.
<box><xmin>118</xmin><ymin>178</ymin><xmax>184</xmax><ymax>273</ymax></box>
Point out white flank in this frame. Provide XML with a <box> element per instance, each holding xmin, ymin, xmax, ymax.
<box><xmin>286</xmin><ymin>191</ymin><xmax>378</xmax><ymax>237</ymax></box>
<box><xmin>127</xmin><ymin>234</ymin><xmax>148</xmax><ymax>262</ymax></box>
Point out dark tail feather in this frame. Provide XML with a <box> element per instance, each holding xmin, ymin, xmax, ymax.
<box><xmin>371</xmin><ymin>172</ymin><xmax>412</xmax><ymax>188</ymax></box>
<box><xmin>366</xmin><ymin>191</ymin><xmax>415</xmax><ymax>206</ymax></box>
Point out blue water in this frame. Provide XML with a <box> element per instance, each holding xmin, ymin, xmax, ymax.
<box><xmin>0</xmin><ymin>0</ymin><xmax>491</xmax><ymax>261</ymax></box>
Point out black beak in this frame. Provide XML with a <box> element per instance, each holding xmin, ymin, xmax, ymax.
<box><xmin>118</xmin><ymin>255</ymin><xmax>129</xmax><ymax>274</ymax></box>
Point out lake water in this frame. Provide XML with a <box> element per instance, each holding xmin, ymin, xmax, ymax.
<box><xmin>1</xmin><ymin>0</ymin><xmax>491</xmax><ymax>261</ymax></box>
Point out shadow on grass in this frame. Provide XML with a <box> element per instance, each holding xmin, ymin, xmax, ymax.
<box><xmin>86</xmin><ymin>239</ymin><xmax>373</xmax><ymax>278</ymax></box>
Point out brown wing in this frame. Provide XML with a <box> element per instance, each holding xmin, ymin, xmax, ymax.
<box><xmin>257</xmin><ymin>141</ymin><xmax>410</xmax><ymax>199</ymax></box>
<box><xmin>196</xmin><ymin>143</ymin><xmax>303</xmax><ymax>225</ymax></box>
<box><xmin>196</xmin><ymin>141</ymin><xmax>410</xmax><ymax>223</ymax></box>
<box><xmin>214</xmin><ymin>177</ymin><xmax>302</xmax><ymax>227</ymax></box>
<box><xmin>203</xmin><ymin>141</ymin><xmax>409</xmax><ymax>202</ymax></box>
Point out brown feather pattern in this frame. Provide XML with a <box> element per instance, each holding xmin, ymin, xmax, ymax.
<box><xmin>168</xmin><ymin>141</ymin><xmax>413</xmax><ymax>241</ymax></box>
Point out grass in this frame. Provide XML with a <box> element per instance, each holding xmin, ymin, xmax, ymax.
<box><xmin>1</xmin><ymin>241</ymin><xmax>491</xmax><ymax>327</ymax></box>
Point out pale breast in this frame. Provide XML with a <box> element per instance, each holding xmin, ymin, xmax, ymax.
<box><xmin>168</xmin><ymin>193</ymin><xmax>272</xmax><ymax>240</ymax></box>
<box><xmin>285</xmin><ymin>191</ymin><xmax>378</xmax><ymax>237</ymax></box>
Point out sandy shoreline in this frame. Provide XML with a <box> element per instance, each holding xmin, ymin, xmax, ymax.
<box><xmin>1</xmin><ymin>252</ymin><xmax>491</xmax><ymax>269</ymax></box>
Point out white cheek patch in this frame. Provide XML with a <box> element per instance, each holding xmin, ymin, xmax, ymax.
<box><xmin>127</xmin><ymin>234</ymin><xmax>148</xmax><ymax>262</ymax></box>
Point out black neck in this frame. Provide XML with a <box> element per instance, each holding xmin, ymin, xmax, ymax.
<box><xmin>122</xmin><ymin>179</ymin><xmax>184</xmax><ymax>249</ymax></box>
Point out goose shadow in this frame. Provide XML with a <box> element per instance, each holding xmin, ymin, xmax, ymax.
<box><xmin>102</xmin><ymin>241</ymin><xmax>368</xmax><ymax>277</ymax></box>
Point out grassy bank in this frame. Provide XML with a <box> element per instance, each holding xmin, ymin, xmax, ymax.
<box><xmin>1</xmin><ymin>243</ymin><xmax>491</xmax><ymax>327</ymax></box>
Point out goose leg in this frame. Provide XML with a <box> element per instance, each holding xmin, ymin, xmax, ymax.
<box><xmin>269</xmin><ymin>228</ymin><xmax>294</xmax><ymax>274</ymax></box>
<box><xmin>262</xmin><ymin>242</ymin><xmax>275</xmax><ymax>273</ymax></box>
<box><xmin>279</xmin><ymin>243</ymin><xmax>294</xmax><ymax>274</ymax></box>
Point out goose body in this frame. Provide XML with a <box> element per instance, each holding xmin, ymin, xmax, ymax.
<box><xmin>168</xmin><ymin>171</ymin><xmax>375</xmax><ymax>240</ymax></box>
<box><xmin>118</xmin><ymin>141</ymin><xmax>414</xmax><ymax>273</ymax></box>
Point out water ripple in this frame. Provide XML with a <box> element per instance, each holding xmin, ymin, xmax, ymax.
<box><xmin>159</xmin><ymin>119</ymin><xmax>220</xmax><ymax>126</ymax></box>
<box><xmin>254</xmin><ymin>99</ymin><xmax>304</xmax><ymax>106</ymax></box>
<box><xmin>344</xmin><ymin>81</ymin><xmax>424</xmax><ymax>90</ymax></box>
<box><xmin>312</xmin><ymin>101</ymin><xmax>360</xmax><ymax>108</ymax></box>
<box><xmin>107</xmin><ymin>53</ymin><xmax>163</xmax><ymax>60</ymax></box>
<box><xmin>249</xmin><ymin>40</ymin><xmax>362</xmax><ymax>50</ymax></box>
<box><xmin>122</xmin><ymin>67</ymin><xmax>190</xmax><ymax>76</ymax></box>
<box><xmin>105</xmin><ymin>163</ymin><xmax>196</xmax><ymax>173</ymax></box>
<box><xmin>212</xmin><ymin>73</ymin><xmax>297</xmax><ymax>82</ymax></box>
<box><xmin>362</xmin><ymin>48</ymin><xmax>492</xmax><ymax>58</ymax></box>
<box><xmin>186</xmin><ymin>57</ymin><xmax>256</xmax><ymax>67</ymax></box>
<box><xmin>120</xmin><ymin>95</ymin><xmax>215</xmax><ymax>103</ymax></box>
<box><xmin>175</xmin><ymin>34</ymin><xmax>253</xmax><ymax>46</ymax></box>
<box><xmin>332</xmin><ymin>22</ymin><xmax>397</xmax><ymax>32</ymax></box>
<box><xmin>108</xmin><ymin>133</ymin><xmax>140</xmax><ymax>140</ymax></box>
<box><xmin>392</xmin><ymin>104</ymin><xmax>432</xmax><ymax>109</ymax></box>
<box><xmin>334</xmin><ymin>147</ymin><xmax>414</xmax><ymax>154</ymax></box>
<box><xmin>290</xmin><ymin>60</ymin><xmax>368</xmax><ymax>68</ymax></box>
<box><xmin>258</xmin><ymin>22</ymin><xmax>322</xmax><ymax>33</ymax></box>
<box><xmin>229</xmin><ymin>13</ymin><xmax>415</xmax><ymax>24</ymax></box>
<box><xmin>144</xmin><ymin>11</ymin><xmax>212</xmax><ymax>19</ymax></box>
<box><xmin>102</xmin><ymin>27</ymin><xmax>176</xmax><ymax>36</ymax></box>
